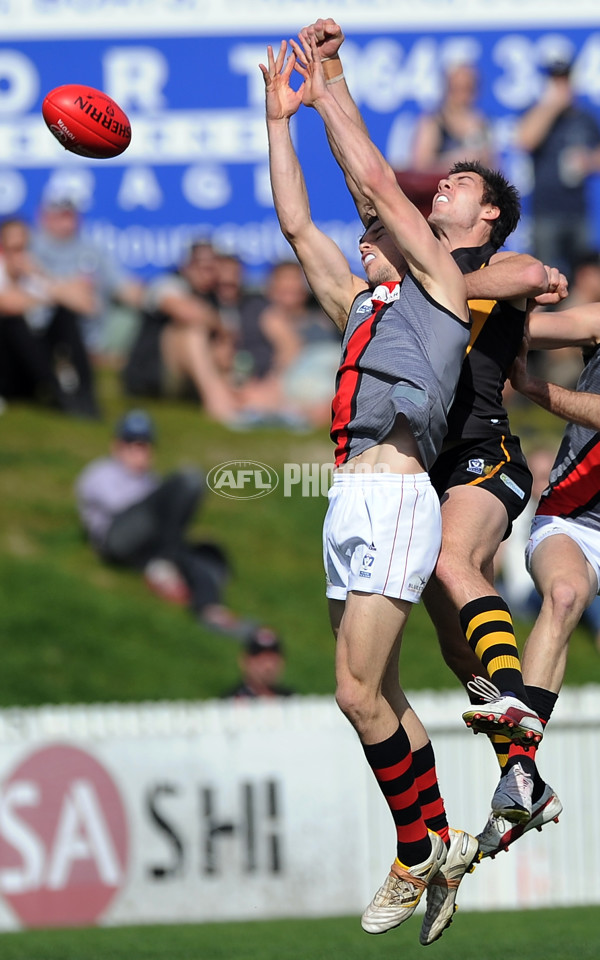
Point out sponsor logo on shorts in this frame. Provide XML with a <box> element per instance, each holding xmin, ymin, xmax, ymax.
<box><xmin>467</xmin><ymin>458</ymin><xmax>484</xmax><ymax>475</ymax></box>
<box><xmin>500</xmin><ymin>473</ymin><xmax>526</xmax><ymax>499</ymax></box>
<box><xmin>407</xmin><ymin>575</ymin><xmax>427</xmax><ymax>596</ymax></box>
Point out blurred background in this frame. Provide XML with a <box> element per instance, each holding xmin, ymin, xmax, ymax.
<box><xmin>0</xmin><ymin>0</ymin><xmax>599</xmax><ymax>948</ymax></box>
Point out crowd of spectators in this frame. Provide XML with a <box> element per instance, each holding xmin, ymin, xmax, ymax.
<box><xmin>3</xmin><ymin>51</ymin><xmax>600</xmax><ymax>428</ymax></box>
<box><xmin>0</xmin><ymin>198</ymin><xmax>342</xmax><ymax>432</ymax></box>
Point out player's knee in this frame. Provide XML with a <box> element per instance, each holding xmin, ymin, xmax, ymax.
<box><xmin>545</xmin><ymin>576</ymin><xmax>589</xmax><ymax>624</ymax></box>
<box><xmin>433</xmin><ymin>548</ymin><xmax>475</xmax><ymax>592</ymax></box>
<box><xmin>335</xmin><ymin>676</ymin><xmax>376</xmax><ymax>730</ymax></box>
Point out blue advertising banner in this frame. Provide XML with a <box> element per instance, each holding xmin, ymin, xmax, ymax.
<box><xmin>1</xmin><ymin>14</ymin><xmax>600</xmax><ymax>279</ymax></box>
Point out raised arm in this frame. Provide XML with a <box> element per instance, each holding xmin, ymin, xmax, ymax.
<box><xmin>293</xmin><ymin>35</ymin><xmax>468</xmax><ymax>321</ymax></box>
<box><xmin>528</xmin><ymin>301</ymin><xmax>600</xmax><ymax>349</ymax></box>
<box><xmin>297</xmin><ymin>19</ymin><xmax>374</xmax><ymax>225</ymax></box>
<box><xmin>515</xmin><ymin>76</ymin><xmax>572</xmax><ymax>153</ymax></box>
<box><xmin>260</xmin><ymin>41</ymin><xmax>365</xmax><ymax>331</ymax></box>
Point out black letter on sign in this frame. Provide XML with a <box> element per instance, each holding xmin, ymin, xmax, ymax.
<box><xmin>201</xmin><ymin>787</ymin><xmax>235</xmax><ymax>875</ymax></box>
<box><xmin>146</xmin><ymin>783</ymin><xmax>185</xmax><ymax>879</ymax></box>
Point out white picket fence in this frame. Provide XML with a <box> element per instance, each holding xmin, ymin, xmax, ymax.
<box><xmin>0</xmin><ymin>686</ymin><xmax>597</xmax><ymax>929</ymax></box>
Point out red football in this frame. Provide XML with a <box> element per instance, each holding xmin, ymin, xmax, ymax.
<box><xmin>42</xmin><ymin>84</ymin><xmax>131</xmax><ymax>159</ymax></box>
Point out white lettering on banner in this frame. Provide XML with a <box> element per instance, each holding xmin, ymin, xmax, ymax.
<box><xmin>0</xmin><ymin>111</ymin><xmax>267</xmax><ymax>167</ymax></box>
<box><xmin>0</xmin><ymin>51</ymin><xmax>38</xmax><ymax>114</ymax></box>
<box><xmin>254</xmin><ymin>164</ymin><xmax>274</xmax><ymax>207</ymax></box>
<box><xmin>229</xmin><ymin>44</ymin><xmax>271</xmax><ymax>108</ymax></box>
<box><xmin>182</xmin><ymin>165</ymin><xmax>232</xmax><ymax>209</ymax></box>
<box><xmin>83</xmin><ymin>217</ymin><xmax>362</xmax><ymax>271</ymax></box>
<box><xmin>0</xmin><ymin>782</ymin><xmax>43</xmax><ymax>894</ymax></box>
<box><xmin>386</xmin><ymin>112</ymin><xmax>419</xmax><ymax>169</ymax></box>
<box><xmin>0</xmin><ymin>779</ymin><xmax>122</xmax><ymax>894</ymax></box>
<box><xmin>103</xmin><ymin>47</ymin><xmax>168</xmax><ymax>112</ymax></box>
<box><xmin>45</xmin><ymin>168</ymin><xmax>96</xmax><ymax>212</ymax></box>
<box><xmin>574</xmin><ymin>35</ymin><xmax>600</xmax><ymax>106</ymax></box>
<box><xmin>0</xmin><ymin>744</ymin><xmax>128</xmax><ymax>928</ymax></box>
<box><xmin>118</xmin><ymin>166</ymin><xmax>163</xmax><ymax>210</ymax></box>
<box><xmin>492</xmin><ymin>32</ymin><xmax>600</xmax><ymax>109</ymax></box>
<box><xmin>46</xmin><ymin>780</ymin><xmax>121</xmax><ymax>889</ymax></box>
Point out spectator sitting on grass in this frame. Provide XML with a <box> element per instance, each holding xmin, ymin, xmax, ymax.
<box><xmin>75</xmin><ymin>409</ymin><xmax>273</xmax><ymax>641</ymax></box>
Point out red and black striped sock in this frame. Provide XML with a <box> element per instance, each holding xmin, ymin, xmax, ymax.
<box><xmin>362</xmin><ymin>725</ymin><xmax>432</xmax><ymax>866</ymax></box>
<box><xmin>507</xmin><ymin>686</ymin><xmax>558</xmax><ymax>802</ymax></box>
<box><xmin>460</xmin><ymin>596</ymin><xmax>529</xmax><ymax>703</ymax></box>
<box><xmin>412</xmin><ymin>741</ymin><xmax>450</xmax><ymax>847</ymax></box>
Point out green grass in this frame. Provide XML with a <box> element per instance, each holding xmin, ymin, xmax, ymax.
<box><xmin>0</xmin><ymin>370</ymin><xmax>598</xmax><ymax>707</ymax></box>
<box><xmin>0</xmin><ymin>907</ymin><xmax>597</xmax><ymax>960</ymax></box>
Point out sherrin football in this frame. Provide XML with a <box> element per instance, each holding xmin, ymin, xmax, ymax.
<box><xmin>42</xmin><ymin>84</ymin><xmax>131</xmax><ymax>159</ymax></box>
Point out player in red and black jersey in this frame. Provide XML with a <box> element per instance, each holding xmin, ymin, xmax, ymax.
<box><xmin>302</xmin><ymin>18</ymin><xmax>568</xmax><ymax>861</ymax></box>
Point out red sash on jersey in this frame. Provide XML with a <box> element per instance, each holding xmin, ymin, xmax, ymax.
<box><xmin>331</xmin><ymin>283</ymin><xmax>399</xmax><ymax>466</ymax></box>
<box><xmin>536</xmin><ymin>441</ymin><xmax>600</xmax><ymax>518</ymax></box>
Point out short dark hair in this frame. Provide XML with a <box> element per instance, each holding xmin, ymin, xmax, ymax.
<box><xmin>448</xmin><ymin>160</ymin><xmax>521</xmax><ymax>250</ymax></box>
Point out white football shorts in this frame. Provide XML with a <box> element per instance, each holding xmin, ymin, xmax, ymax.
<box><xmin>323</xmin><ymin>472</ymin><xmax>442</xmax><ymax>603</ymax></box>
<box><xmin>526</xmin><ymin>514</ymin><xmax>600</xmax><ymax>593</ymax></box>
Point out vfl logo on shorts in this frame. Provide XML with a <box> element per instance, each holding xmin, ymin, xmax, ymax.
<box><xmin>500</xmin><ymin>473</ymin><xmax>526</xmax><ymax>499</ymax></box>
<box><xmin>407</xmin><ymin>575</ymin><xmax>427</xmax><ymax>596</ymax></box>
<box><xmin>359</xmin><ymin>553</ymin><xmax>375</xmax><ymax>578</ymax></box>
<box><xmin>467</xmin><ymin>458</ymin><xmax>484</xmax><ymax>476</ymax></box>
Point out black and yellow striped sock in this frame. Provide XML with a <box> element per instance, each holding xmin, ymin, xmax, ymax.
<box><xmin>489</xmin><ymin>733</ymin><xmax>511</xmax><ymax>770</ymax></box>
<box><xmin>459</xmin><ymin>595</ymin><xmax>529</xmax><ymax>704</ymax></box>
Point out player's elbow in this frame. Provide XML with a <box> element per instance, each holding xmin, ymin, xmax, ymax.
<box><xmin>525</xmin><ymin>260</ymin><xmax>552</xmax><ymax>296</ymax></box>
<box><xmin>278</xmin><ymin>215</ymin><xmax>311</xmax><ymax>251</ymax></box>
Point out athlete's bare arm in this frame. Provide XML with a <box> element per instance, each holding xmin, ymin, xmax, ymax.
<box><xmin>293</xmin><ymin>35</ymin><xmax>468</xmax><ymax>321</ymax></box>
<box><xmin>260</xmin><ymin>41</ymin><xmax>366</xmax><ymax>332</ymax></box>
<box><xmin>464</xmin><ymin>253</ymin><xmax>564</xmax><ymax>308</ymax></box>
<box><xmin>510</xmin><ymin>336</ymin><xmax>600</xmax><ymax>429</ymax></box>
<box><xmin>297</xmin><ymin>19</ymin><xmax>375</xmax><ymax>225</ymax></box>
<box><xmin>528</xmin><ymin>301</ymin><xmax>600</xmax><ymax>349</ymax></box>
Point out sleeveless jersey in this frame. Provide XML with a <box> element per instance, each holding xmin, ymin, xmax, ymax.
<box><xmin>331</xmin><ymin>272</ymin><xmax>470</xmax><ymax>470</ymax></box>
<box><xmin>445</xmin><ymin>242</ymin><xmax>527</xmax><ymax>442</ymax></box>
<box><xmin>536</xmin><ymin>345</ymin><xmax>600</xmax><ymax>531</ymax></box>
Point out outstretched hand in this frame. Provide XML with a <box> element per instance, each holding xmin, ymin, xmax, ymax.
<box><xmin>259</xmin><ymin>41</ymin><xmax>304</xmax><ymax>121</ymax></box>
<box><xmin>298</xmin><ymin>18</ymin><xmax>344</xmax><ymax>60</ymax></box>
<box><xmin>289</xmin><ymin>33</ymin><xmax>329</xmax><ymax>108</ymax></box>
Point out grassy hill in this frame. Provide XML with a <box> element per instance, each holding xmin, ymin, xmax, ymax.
<box><xmin>0</xmin><ymin>370</ymin><xmax>597</xmax><ymax>707</ymax></box>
